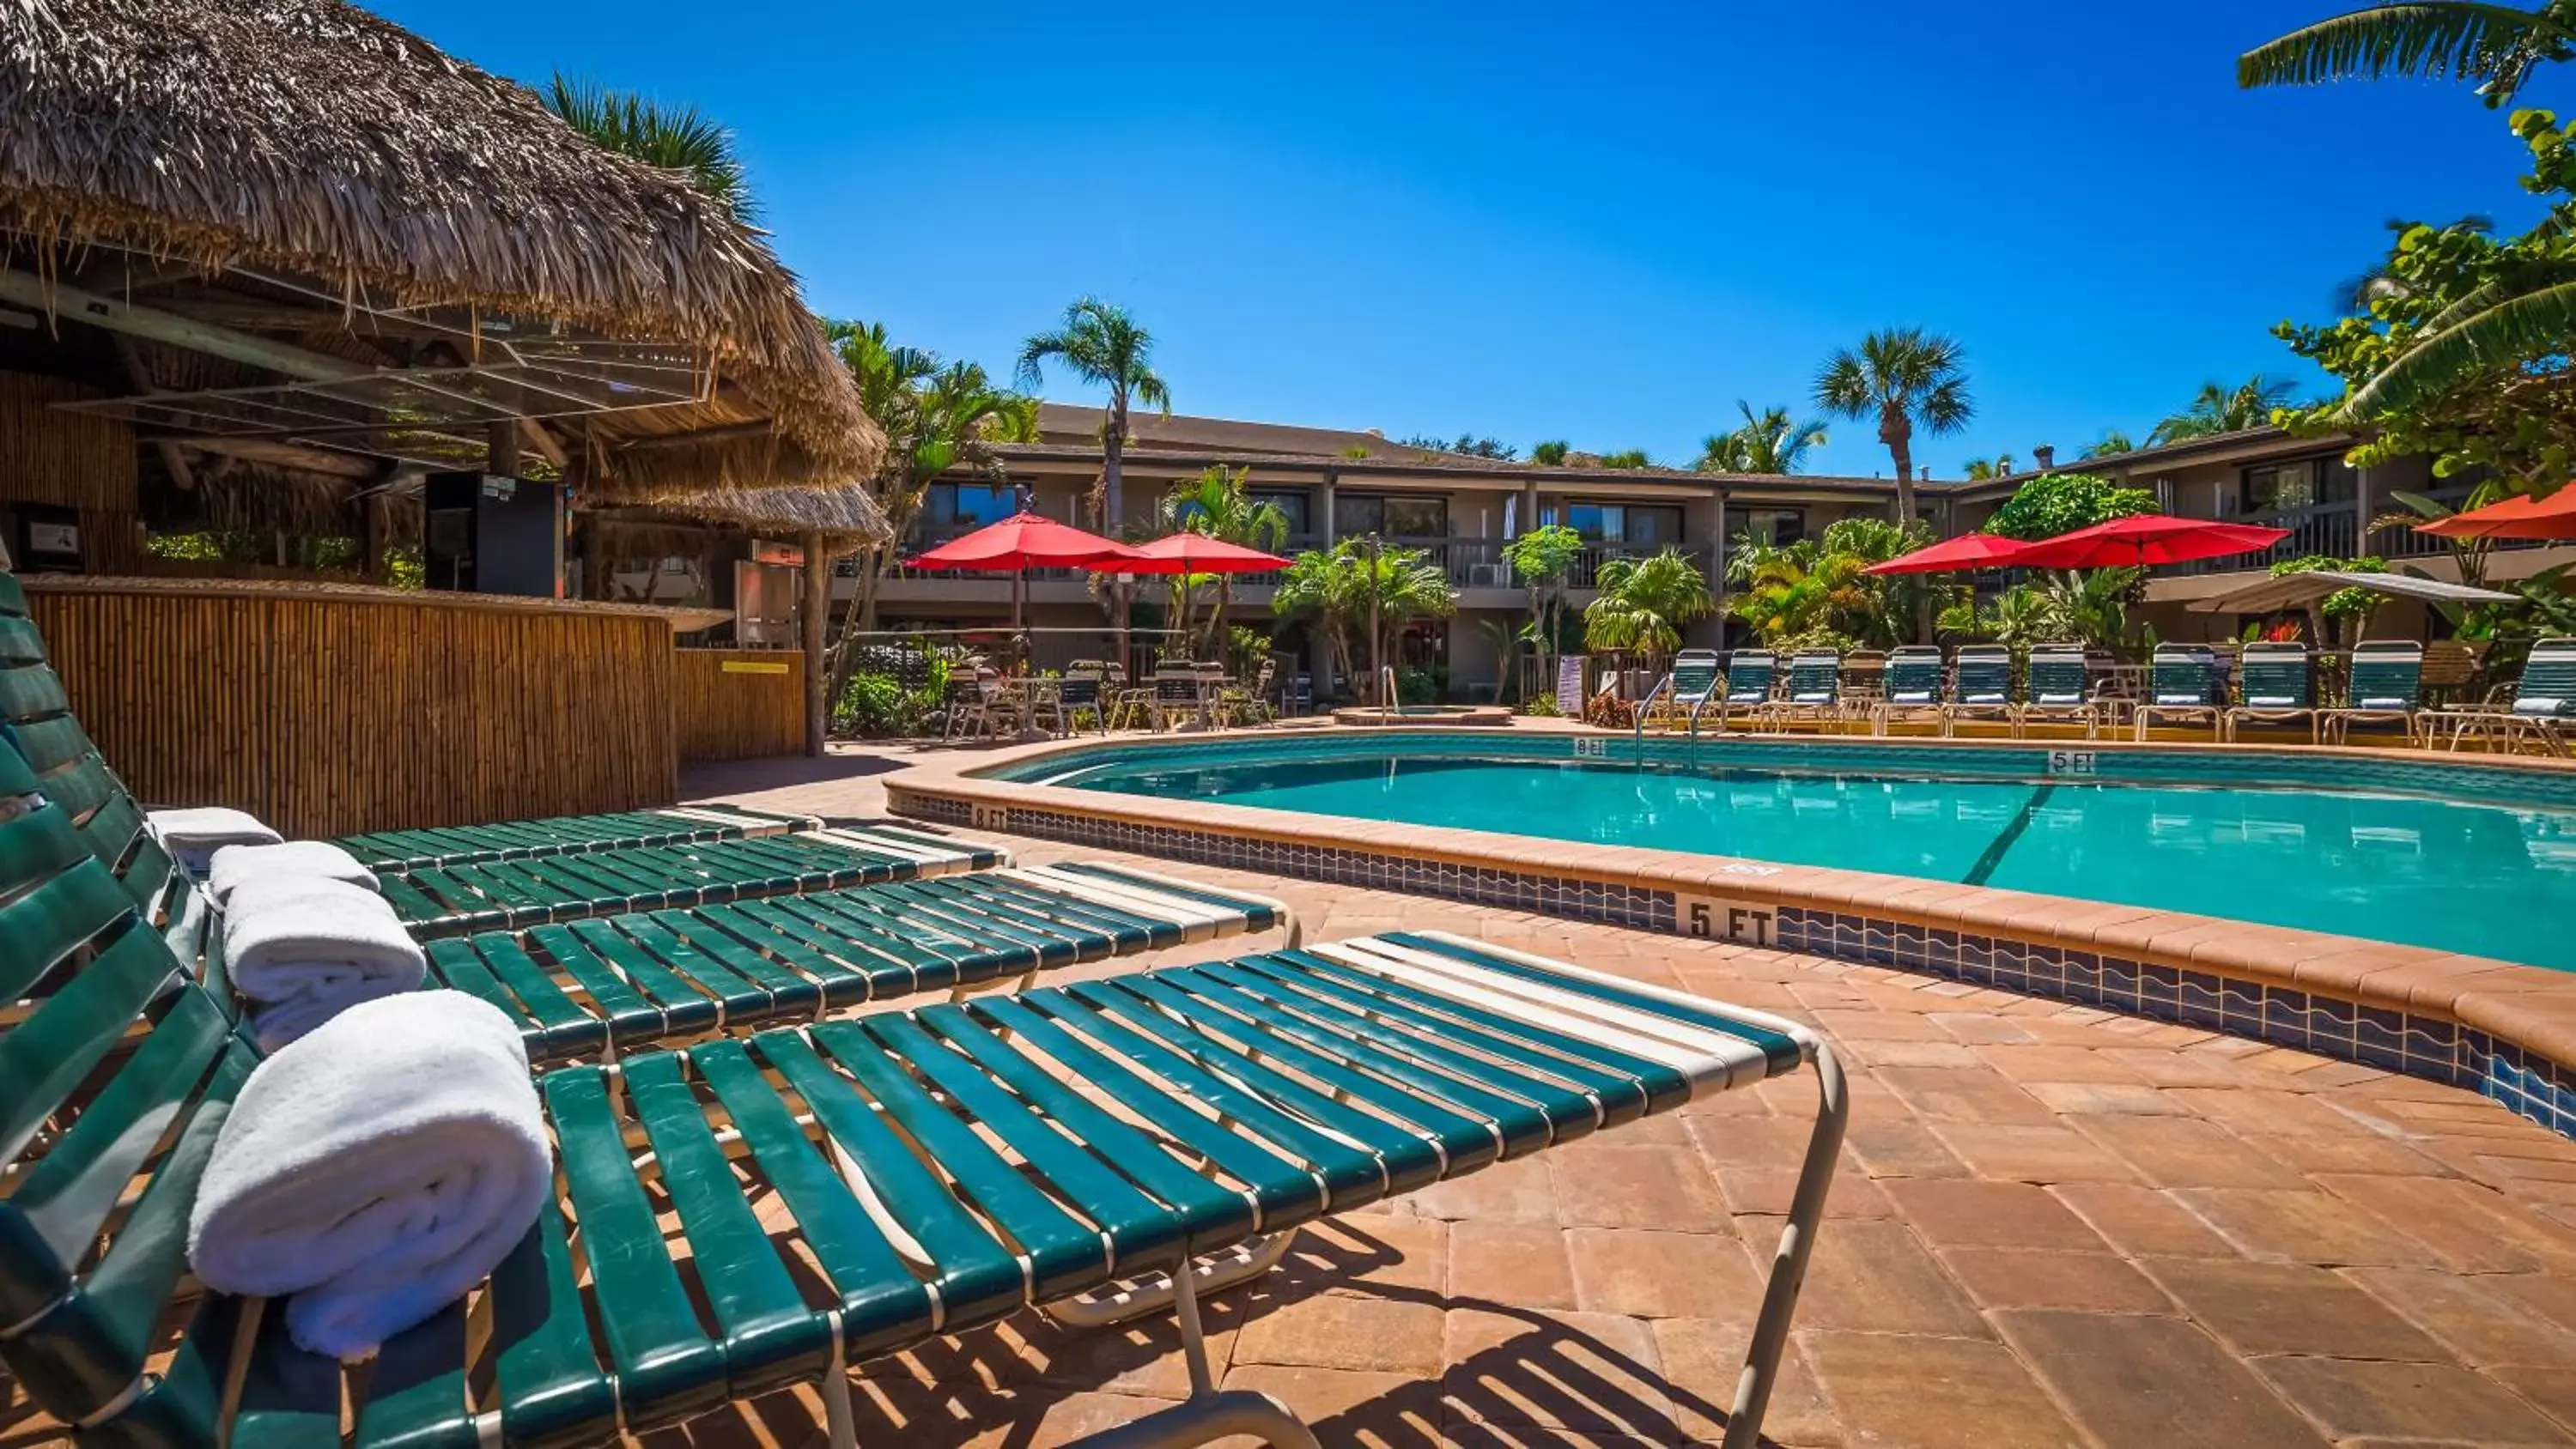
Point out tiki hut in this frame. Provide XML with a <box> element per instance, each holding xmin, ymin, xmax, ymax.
<box><xmin>0</xmin><ymin>0</ymin><xmax>883</xmax><ymax>577</ymax></box>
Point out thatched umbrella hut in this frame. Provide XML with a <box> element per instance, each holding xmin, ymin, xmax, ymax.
<box><xmin>0</xmin><ymin>0</ymin><xmax>891</xmax><ymax>787</ymax></box>
<box><xmin>0</xmin><ymin>0</ymin><xmax>883</xmax><ymax>549</ymax></box>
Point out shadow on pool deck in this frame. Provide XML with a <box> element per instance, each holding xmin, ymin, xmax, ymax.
<box><xmin>643</xmin><ymin>751</ymin><xmax>2576</xmax><ymax>1448</ymax></box>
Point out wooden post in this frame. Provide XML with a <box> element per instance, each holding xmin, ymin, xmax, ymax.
<box><xmin>804</xmin><ymin>529</ymin><xmax>829</xmax><ymax>757</ymax></box>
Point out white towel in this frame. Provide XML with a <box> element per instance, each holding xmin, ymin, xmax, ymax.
<box><xmin>187</xmin><ymin>991</ymin><xmax>550</xmax><ymax>1361</ymax></box>
<box><xmin>222</xmin><ymin>876</ymin><xmax>426</xmax><ymax>1050</ymax></box>
<box><xmin>149</xmin><ymin>806</ymin><xmax>283</xmax><ymax>874</ymax></box>
<box><xmin>207</xmin><ymin>840</ymin><xmax>380</xmax><ymax>905</ymax></box>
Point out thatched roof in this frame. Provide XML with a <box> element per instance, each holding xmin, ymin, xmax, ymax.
<box><xmin>588</xmin><ymin>484</ymin><xmax>890</xmax><ymax>558</ymax></box>
<box><xmin>0</xmin><ymin>0</ymin><xmax>879</xmax><ymax>495</ymax></box>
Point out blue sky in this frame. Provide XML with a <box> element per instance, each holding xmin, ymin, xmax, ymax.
<box><xmin>386</xmin><ymin>0</ymin><xmax>2548</xmax><ymax>477</ymax></box>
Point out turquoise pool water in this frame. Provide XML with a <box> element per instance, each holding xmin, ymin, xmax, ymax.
<box><xmin>1041</xmin><ymin>744</ymin><xmax>2576</xmax><ymax>969</ymax></box>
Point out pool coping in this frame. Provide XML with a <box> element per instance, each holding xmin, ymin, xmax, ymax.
<box><xmin>887</xmin><ymin>724</ymin><xmax>2576</xmax><ymax>1138</ymax></box>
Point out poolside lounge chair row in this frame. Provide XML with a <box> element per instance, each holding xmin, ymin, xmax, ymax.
<box><xmin>1637</xmin><ymin>638</ymin><xmax>2576</xmax><ymax>752</ymax></box>
<box><xmin>0</xmin><ymin>566</ymin><xmax>1846</xmax><ymax>1449</ymax></box>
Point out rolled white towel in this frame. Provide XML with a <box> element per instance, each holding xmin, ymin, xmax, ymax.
<box><xmin>187</xmin><ymin>991</ymin><xmax>550</xmax><ymax>1361</ymax></box>
<box><xmin>222</xmin><ymin>876</ymin><xmax>426</xmax><ymax>1050</ymax></box>
<box><xmin>149</xmin><ymin>806</ymin><xmax>283</xmax><ymax>875</ymax></box>
<box><xmin>207</xmin><ymin>840</ymin><xmax>380</xmax><ymax>905</ymax></box>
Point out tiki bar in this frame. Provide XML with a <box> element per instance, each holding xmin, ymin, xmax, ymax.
<box><xmin>0</xmin><ymin>0</ymin><xmax>886</xmax><ymax>837</ymax></box>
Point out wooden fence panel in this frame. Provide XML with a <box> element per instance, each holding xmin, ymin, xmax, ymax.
<box><xmin>675</xmin><ymin>649</ymin><xmax>805</xmax><ymax>762</ymax></box>
<box><xmin>27</xmin><ymin>585</ymin><xmax>680</xmax><ymax>838</ymax></box>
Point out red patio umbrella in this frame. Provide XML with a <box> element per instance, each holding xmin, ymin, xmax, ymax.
<box><xmin>2415</xmin><ymin>487</ymin><xmax>2576</xmax><ymax>540</ymax></box>
<box><xmin>1114</xmin><ymin>533</ymin><xmax>1293</xmax><ymax>574</ymax></box>
<box><xmin>906</xmin><ymin>511</ymin><xmax>1139</xmax><ymax>631</ymax></box>
<box><xmin>2009</xmin><ymin>513</ymin><xmax>2292</xmax><ymax>569</ymax></box>
<box><xmin>1863</xmin><ymin>533</ymin><xmax>2034</xmax><ymax>575</ymax></box>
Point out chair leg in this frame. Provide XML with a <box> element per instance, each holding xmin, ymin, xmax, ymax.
<box><xmin>1723</xmin><ymin>1040</ymin><xmax>1849</xmax><ymax>1449</ymax></box>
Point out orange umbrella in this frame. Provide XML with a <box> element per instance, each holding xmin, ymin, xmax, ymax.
<box><xmin>2416</xmin><ymin>488</ymin><xmax>2576</xmax><ymax>540</ymax></box>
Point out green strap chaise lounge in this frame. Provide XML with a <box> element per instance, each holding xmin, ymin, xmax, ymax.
<box><xmin>1946</xmin><ymin>645</ymin><xmax>2019</xmax><ymax>736</ymax></box>
<box><xmin>2018</xmin><ymin>644</ymin><xmax>2102</xmax><ymax>739</ymax></box>
<box><xmin>428</xmin><ymin>859</ymin><xmax>1298</xmax><ymax>1061</ymax></box>
<box><xmin>335</xmin><ymin>802</ymin><xmax>825</xmax><ymax>872</ymax></box>
<box><xmin>1</xmin><ymin>755</ymin><xmax>1847</xmax><ymax>1449</ymax></box>
<box><xmin>2322</xmin><ymin>640</ymin><xmax>2425</xmax><ymax>746</ymax></box>
<box><xmin>1714</xmin><ymin>648</ymin><xmax>1778</xmax><ymax>732</ymax></box>
<box><xmin>2223</xmin><ymin>641</ymin><xmax>2320</xmax><ymax>743</ymax></box>
<box><xmin>0</xmin><ymin>570</ymin><xmax>1023</xmax><ymax>938</ymax></box>
<box><xmin>1870</xmin><ymin>644</ymin><xmax>1948</xmax><ymax>737</ymax></box>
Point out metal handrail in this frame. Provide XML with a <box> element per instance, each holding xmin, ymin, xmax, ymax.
<box><xmin>1632</xmin><ymin>673</ymin><xmax>1674</xmax><ymax>764</ymax></box>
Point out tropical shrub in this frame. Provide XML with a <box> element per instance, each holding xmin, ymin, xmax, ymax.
<box><xmin>1583</xmin><ymin>549</ymin><xmax>1716</xmax><ymax>676</ymax></box>
<box><xmin>1982</xmin><ymin>472</ymin><xmax>2157</xmax><ymax>541</ymax></box>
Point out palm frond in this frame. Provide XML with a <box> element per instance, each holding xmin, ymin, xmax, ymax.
<box><xmin>2343</xmin><ymin>276</ymin><xmax>2576</xmax><ymax>415</ymax></box>
<box><xmin>543</xmin><ymin>73</ymin><xmax>754</xmax><ymax>222</ymax></box>
<box><xmin>2238</xmin><ymin>3</ymin><xmax>2574</xmax><ymax>102</ymax></box>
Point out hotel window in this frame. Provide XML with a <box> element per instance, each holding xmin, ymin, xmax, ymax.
<box><xmin>1547</xmin><ymin>502</ymin><xmax>1686</xmax><ymax>548</ymax></box>
<box><xmin>1739</xmin><ymin>508</ymin><xmax>1806</xmax><ymax>548</ymax></box>
<box><xmin>1249</xmin><ymin>488</ymin><xmax>1310</xmax><ymax>537</ymax></box>
<box><xmin>1334</xmin><ymin>494</ymin><xmax>1448</xmax><ymax>537</ymax></box>
<box><xmin>923</xmin><ymin>482</ymin><xmax>1015</xmax><ymax>532</ymax></box>
<box><xmin>2239</xmin><ymin>458</ymin><xmax>2354</xmax><ymax>514</ymax></box>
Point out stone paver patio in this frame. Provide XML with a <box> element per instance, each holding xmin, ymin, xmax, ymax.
<box><xmin>640</xmin><ymin>749</ymin><xmax>2576</xmax><ymax>1448</ymax></box>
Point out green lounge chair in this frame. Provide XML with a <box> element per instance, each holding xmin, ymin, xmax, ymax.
<box><xmin>2437</xmin><ymin>637</ymin><xmax>2576</xmax><ymax>756</ymax></box>
<box><xmin>2322</xmin><ymin>640</ymin><xmax>2424</xmax><ymax>745</ymax></box>
<box><xmin>428</xmin><ymin>860</ymin><xmax>1297</xmax><ymax>1060</ymax></box>
<box><xmin>2019</xmin><ymin>645</ymin><xmax>2101</xmax><ymax>739</ymax></box>
<box><xmin>1772</xmin><ymin>648</ymin><xmax>1844</xmax><ymax>731</ymax></box>
<box><xmin>1643</xmin><ymin>648</ymin><xmax>1724</xmax><ymax>732</ymax></box>
<box><xmin>2</xmin><ymin>780</ymin><xmax>1845</xmax><ymax>1449</ymax></box>
<box><xmin>0</xmin><ymin>573</ymin><xmax>1015</xmax><ymax>942</ymax></box>
<box><xmin>1871</xmin><ymin>645</ymin><xmax>1948</xmax><ymax>736</ymax></box>
<box><xmin>2133</xmin><ymin>645</ymin><xmax>2225</xmax><ymax>741</ymax></box>
<box><xmin>2223</xmin><ymin>642</ymin><xmax>2319</xmax><ymax>743</ymax></box>
<box><xmin>1715</xmin><ymin>649</ymin><xmax>1778</xmax><ymax>731</ymax></box>
<box><xmin>1947</xmin><ymin>645</ymin><xmax>2019</xmax><ymax>736</ymax></box>
<box><xmin>374</xmin><ymin>824</ymin><xmax>1012</xmax><ymax>939</ymax></box>
<box><xmin>337</xmin><ymin>803</ymin><xmax>823</xmax><ymax>872</ymax></box>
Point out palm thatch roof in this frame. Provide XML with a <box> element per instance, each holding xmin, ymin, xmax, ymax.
<box><xmin>0</xmin><ymin>0</ymin><xmax>878</xmax><ymax>496</ymax></box>
<box><xmin>587</xmin><ymin>484</ymin><xmax>890</xmax><ymax>559</ymax></box>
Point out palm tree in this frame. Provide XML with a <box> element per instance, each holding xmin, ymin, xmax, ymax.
<box><xmin>2076</xmin><ymin>429</ymin><xmax>2140</xmax><ymax>460</ymax></box>
<box><xmin>1529</xmin><ymin>440</ymin><xmax>1571</xmax><ymax>466</ymax></box>
<box><xmin>1504</xmin><ymin>523</ymin><xmax>1585</xmax><ymax>698</ymax></box>
<box><xmin>1813</xmin><ymin>328</ymin><xmax>1973</xmax><ymax>527</ymax></box>
<box><xmin>1271</xmin><ymin>542</ymin><xmax>1455</xmax><ymax>701</ymax></box>
<box><xmin>1014</xmin><ymin>298</ymin><xmax>1171</xmax><ymax>531</ymax></box>
<box><xmin>2239</xmin><ymin>2</ymin><xmax>2576</xmax><ymax>109</ymax></box>
<box><xmin>1961</xmin><ymin>455</ymin><xmax>2019</xmax><ymax>481</ymax></box>
<box><xmin>542</xmin><ymin>74</ymin><xmax>756</xmax><ymax>222</ymax></box>
<box><xmin>1583</xmin><ymin>549</ymin><xmax>1716</xmax><ymax>682</ymax></box>
<box><xmin>1158</xmin><ymin>465</ymin><xmax>1289</xmax><ymax>649</ymax></box>
<box><xmin>821</xmin><ymin>319</ymin><xmax>1037</xmax><ymax>702</ymax></box>
<box><xmin>1697</xmin><ymin>402</ymin><xmax>1830</xmax><ymax>475</ymax></box>
<box><xmin>2149</xmin><ymin>377</ymin><xmax>2300</xmax><ymax>445</ymax></box>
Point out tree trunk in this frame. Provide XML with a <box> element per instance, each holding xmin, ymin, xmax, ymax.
<box><xmin>1886</xmin><ymin>422</ymin><xmax>1932</xmax><ymax>645</ymax></box>
<box><xmin>802</xmin><ymin>530</ymin><xmax>829</xmax><ymax>757</ymax></box>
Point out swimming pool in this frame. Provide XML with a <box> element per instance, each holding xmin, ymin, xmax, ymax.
<box><xmin>1017</xmin><ymin>737</ymin><xmax>2576</xmax><ymax>970</ymax></box>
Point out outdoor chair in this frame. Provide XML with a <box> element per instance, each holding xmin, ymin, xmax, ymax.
<box><xmin>374</xmin><ymin>824</ymin><xmax>1012</xmax><ymax>939</ymax></box>
<box><xmin>335</xmin><ymin>803</ymin><xmax>822</xmax><ymax>873</ymax></box>
<box><xmin>1646</xmin><ymin>648</ymin><xmax>1724</xmax><ymax>732</ymax></box>
<box><xmin>1055</xmin><ymin>668</ymin><xmax>1105</xmax><ymax>736</ymax></box>
<box><xmin>1839</xmin><ymin>649</ymin><xmax>1887</xmax><ymax>709</ymax></box>
<box><xmin>2321</xmin><ymin>640</ymin><xmax>2425</xmax><ymax>746</ymax></box>
<box><xmin>1716</xmin><ymin>649</ymin><xmax>1779</xmax><ymax>731</ymax></box>
<box><xmin>2436</xmin><ymin>637</ymin><xmax>2576</xmax><ymax>756</ymax></box>
<box><xmin>2420</xmin><ymin>638</ymin><xmax>2482</xmax><ymax>709</ymax></box>
<box><xmin>1945</xmin><ymin>646</ymin><xmax>2019</xmax><ymax>737</ymax></box>
<box><xmin>2133</xmin><ymin>645</ymin><xmax>2226</xmax><ymax>741</ymax></box>
<box><xmin>2018</xmin><ymin>645</ymin><xmax>2102</xmax><ymax>739</ymax></box>
<box><xmin>2</xmin><ymin>771</ymin><xmax>1847</xmax><ymax>1449</ymax></box>
<box><xmin>1871</xmin><ymin>645</ymin><xmax>1949</xmax><ymax>736</ymax></box>
<box><xmin>2223</xmin><ymin>641</ymin><xmax>2320</xmax><ymax>743</ymax></box>
<box><xmin>1772</xmin><ymin>648</ymin><xmax>1844</xmax><ymax>731</ymax></box>
<box><xmin>1146</xmin><ymin>662</ymin><xmax>1206</xmax><ymax>731</ymax></box>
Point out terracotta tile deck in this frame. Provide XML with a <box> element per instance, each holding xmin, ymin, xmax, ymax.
<box><xmin>623</xmin><ymin>749</ymin><xmax>2576</xmax><ymax>1447</ymax></box>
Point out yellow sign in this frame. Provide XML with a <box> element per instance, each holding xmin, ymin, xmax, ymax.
<box><xmin>721</xmin><ymin>660</ymin><xmax>792</xmax><ymax>676</ymax></box>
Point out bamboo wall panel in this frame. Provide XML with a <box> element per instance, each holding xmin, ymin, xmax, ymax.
<box><xmin>27</xmin><ymin>589</ymin><xmax>678</xmax><ymax>838</ymax></box>
<box><xmin>674</xmin><ymin>648</ymin><xmax>805</xmax><ymax>762</ymax></box>
<box><xmin>0</xmin><ymin>372</ymin><xmax>136</xmax><ymax>512</ymax></box>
